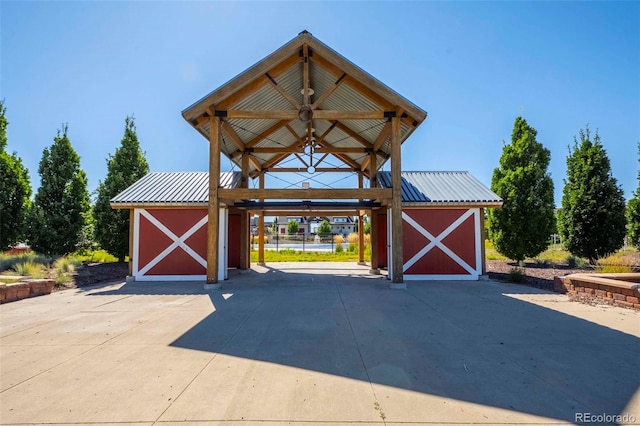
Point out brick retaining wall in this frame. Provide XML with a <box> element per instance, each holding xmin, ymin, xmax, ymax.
<box><xmin>0</xmin><ymin>279</ymin><xmax>55</xmax><ymax>304</ymax></box>
<box><xmin>554</xmin><ymin>273</ymin><xmax>640</xmax><ymax>310</ymax></box>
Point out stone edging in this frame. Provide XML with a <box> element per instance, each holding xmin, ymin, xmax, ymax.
<box><xmin>0</xmin><ymin>279</ymin><xmax>55</xmax><ymax>304</ymax></box>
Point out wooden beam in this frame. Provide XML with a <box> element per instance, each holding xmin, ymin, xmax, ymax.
<box><xmin>314</xmin><ymin>110</ymin><xmax>387</xmax><ymax>121</ymax></box>
<box><xmin>285</xmin><ymin>123</ymin><xmax>302</xmax><ymax>140</ymax></box>
<box><xmin>249</xmin><ymin>146</ymin><xmax>303</xmax><ymax>154</ymax></box>
<box><xmin>240</xmin><ymin>153</ymin><xmax>249</xmax><ymax>270</ymax></box>
<box><xmin>221</xmin><ymin>121</ymin><xmax>245</xmax><ymax>152</ymax></box>
<box><xmin>369</xmin><ymin>150</ymin><xmax>377</xmax><ymax>176</ymax></box>
<box><xmin>294</xmin><ymin>153</ymin><xmax>309</xmax><ymax>167</ymax></box>
<box><xmin>360</xmin><ymin>155</ymin><xmax>371</xmax><ymax>172</ymax></box>
<box><xmin>267</xmin><ymin>167</ymin><xmax>355</xmax><ymax>173</ymax></box>
<box><xmin>214</xmin><ymin>53</ymin><xmax>300</xmax><ymax>111</ymax></box>
<box><xmin>206</xmin><ymin>116</ymin><xmax>221</xmax><ymax>284</ymax></box>
<box><xmin>250</xmin><ymin>210</ymin><xmax>361</xmax><ymax>216</ymax></box>
<box><xmin>358</xmin><ymin>173</ymin><xmax>365</xmax><ymax>265</ymax></box>
<box><xmin>265</xmin><ymin>72</ymin><xmax>300</xmax><ymax>109</ymax></box>
<box><xmin>218</xmin><ymin>188</ymin><xmax>392</xmax><ymax>200</ymax></box>
<box><xmin>373</xmin><ymin>121</ymin><xmax>392</xmax><ymax>151</ymax></box>
<box><xmin>247</xmin><ymin>154</ymin><xmax>262</xmax><ymax>172</ymax></box>
<box><xmin>311</xmin><ymin>72</ymin><xmax>346</xmax><ymax>109</ymax></box>
<box><xmin>258</xmin><ymin>173</ymin><xmax>265</xmax><ymax>265</ymax></box>
<box><xmin>303</xmin><ymin>44</ymin><xmax>310</xmax><ymax>106</ymax></box>
<box><xmin>310</xmin><ymin>51</ymin><xmax>425</xmax><ymax>123</ymax></box>
<box><xmin>334</xmin><ymin>122</ymin><xmax>373</xmax><ymax>147</ymax></box>
<box><xmin>221</xmin><ymin>109</ymin><xmax>388</xmax><ymax>121</ymax></box>
<box><xmin>314</xmin><ymin>147</ymin><xmax>369</xmax><ymax>154</ymax></box>
<box><xmin>316</xmin><ymin>121</ymin><xmax>337</xmax><ymax>145</ymax></box>
<box><xmin>225</xmin><ymin>110</ymin><xmax>298</xmax><ymax>120</ymax></box>
<box><xmin>260</xmin><ymin>152</ymin><xmax>290</xmax><ymax>170</ymax></box>
<box><xmin>313</xmin><ymin>152</ymin><xmax>329</xmax><ymax>167</ymax></box>
<box><xmin>390</xmin><ymin>115</ymin><xmax>403</xmax><ymax>284</ymax></box>
<box><xmin>245</xmin><ymin>120</ymin><xmax>290</xmax><ymax>148</ymax></box>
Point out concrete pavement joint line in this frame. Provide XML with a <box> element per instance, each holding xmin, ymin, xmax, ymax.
<box><xmin>93</xmin><ymin>294</ymin><xmax>135</xmax><ymax>308</ymax></box>
<box><xmin>405</xmin><ymin>287</ymin><xmax>596</xmax><ymax>415</ymax></box>
<box><xmin>152</xmin><ymin>295</ymin><xmax>267</xmax><ymax>425</ymax></box>
<box><xmin>335</xmin><ymin>282</ymin><xmax>387</xmax><ymax>426</ymax></box>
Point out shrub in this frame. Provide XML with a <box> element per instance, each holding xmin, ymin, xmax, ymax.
<box><xmin>507</xmin><ymin>267</ymin><xmax>526</xmax><ymax>283</ymax></box>
<box><xmin>53</xmin><ymin>256</ymin><xmax>79</xmax><ymax>274</ymax></box>
<box><xmin>346</xmin><ymin>233</ymin><xmax>359</xmax><ymax>245</ymax></box>
<box><xmin>333</xmin><ymin>234</ymin><xmax>344</xmax><ymax>245</ymax></box>
<box><xmin>566</xmin><ymin>255</ymin><xmax>587</xmax><ymax>269</ymax></box>
<box><xmin>347</xmin><ymin>243</ymin><xmax>357</xmax><ymax>253</ymax></box>
<box><xmin>13</xmin><ymin>261</ymin><xmax>45</xmax><ymax>278</ymax></box>
<box><xmin>335</xmin><ymin>244</ymin><xmax>344</xmax><ymax>253</ymax></box>
<box><xmin>54</xmin><ymin>270</ymin><xmax>73</xmax><ymax>286</ymax></box>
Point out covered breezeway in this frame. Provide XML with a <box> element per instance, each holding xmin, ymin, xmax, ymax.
<box><xmin>111</xmin><ymin>31</ymin><xmax>502</xmax><ymax>287</ymax></box>
<box><xmin>180</xmin><ymin>30</ymin><xmax>427</xmax><ymax>288</ymax></box>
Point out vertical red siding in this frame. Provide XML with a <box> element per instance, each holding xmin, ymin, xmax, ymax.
<box><xmin>227</xmin><ymin>212</ymin><xmax>241</xmax><ymax>268</ymax></box>
<box><xmin>377</xmin><ymin>211</ymin><xmax>388</xmax><ymax>268</ymax></box>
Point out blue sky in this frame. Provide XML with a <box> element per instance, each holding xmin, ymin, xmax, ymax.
<box><xmin>2</xmin><ymin>1</ymin><xmax>639</xmax><ymax>205</ymax></box>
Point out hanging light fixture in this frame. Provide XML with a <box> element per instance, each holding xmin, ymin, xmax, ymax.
<box><xmin>298</xmin><ymin>105</ymin><xmax>313</xmax><ymax>122</ymax></box>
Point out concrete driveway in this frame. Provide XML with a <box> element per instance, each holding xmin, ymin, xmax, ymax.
<box><xmin>1</xmin><ymin>262</ymin><xmax>639</xmax><ymax>425</ymax></box>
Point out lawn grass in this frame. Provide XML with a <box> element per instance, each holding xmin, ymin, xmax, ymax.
<box><xmin>485</xmin><ymin>239</ymin><xmax>638</xmax><ymax>269</ymax></box>
<box><xmin>250</xmin><ymin>248</ymin><xmax>362</xmax><ymax>262</ymax></box>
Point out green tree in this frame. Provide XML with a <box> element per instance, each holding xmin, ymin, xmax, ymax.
<box><xmin>627</xmin><ymin>143</ymin><xmax>640</xmax><ymax>248</ymax></box>
<box><xmin>93</xmin><ymin>117</ymin><xmax>149</xmax><ymax>261</ymax></box>
<box><xmin>287</xmin><ymin>219</ymin><xmax>299</xmax><ymax>234</ymax></box>
<box><xmin>0</xmin><ymin>101</ymin><xmax>32</xmax><ymax>250</ymax></box>
<box><xmin>558</xmin><ymin>127</ymin><xmax>626</xmax><ymax>262</ymax></box>
<box><xmin>487</xmin><ymin>116</ymin><xmax>556</xmax><ymax>262</ymax></box>
<box><xmin>317</xmin><ymin>219</ymin><xmax>331</xmax><ymax>236</ymax></box>
<box><xmin>28</xmin><ymin>124</ymin><xmax>90</xmax><ymax>255</ymax></box>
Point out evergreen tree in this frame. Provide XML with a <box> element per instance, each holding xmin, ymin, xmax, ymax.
<box><xmin>317</xmin><ymin>219</ymin><xmax>331</xmax><ymax>236</ymax></box>
<box><xmin>487</xmin><ymin>116</ymin><xmax>556</xmax><ymax>262</ymax></box>
<box><xmin>558</xmin><ymin>127</ymin><xmax>626</xmax><ymax>262</ymax></box>
<box><xmin>28</xmin><ymin>125</ymin><xmax>90</xmax><ymax>255</ymax></box>
<box><xmin>287</xmin><ymin>219</ymin><xmax>299</xmax><ymax>234</ymax></box>
<box><xmin>93</xmin><ymin>117</ymin><xmax>149</xmax><ymax>261</ymax></box>
<box><xmin>627</xmin><ymin>143</ymin><xmax>640</xmax><ymax>248</ymax></box>
<box><xmin>0</xmin><ymin>101</ymin><xmax>32</xmax><ymax>250</ymax></box>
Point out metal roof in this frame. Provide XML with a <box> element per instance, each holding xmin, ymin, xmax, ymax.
<box><xmin>110</xmin><ymin>172</ymin><xmax>241</xmax><ymax>207</ymax></box>
<box><xmin>182</xmin><ymin>31</ymin><xmax>427</xmax><ymax>178</ymax></box>
<box><xmin>378</xmin><ymin>171</ymin><xmax>502</xmax><ymax>206</ymax></box>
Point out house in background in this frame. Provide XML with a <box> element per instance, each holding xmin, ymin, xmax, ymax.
<box><xmin>275</xmin><ymin>216</ymin><xmax>309</xmax><ymax>234</ymax></box>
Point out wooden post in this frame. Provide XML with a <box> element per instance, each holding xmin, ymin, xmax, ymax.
<box><xmin>390</xmin><ymin>115</ymin><xmax>404</xmax><ymax>286</ymax></box>
<box><xmin>369</xmin><ymin>155</ymin><xmax>379</xmax><ymax>274</ymax></box>
<box><xmin>128</xmin><ymin>209</ymin><xmax>134</xmax><ymax>276</ymax></box>
<box><xmin>239</xmin><ymin>152</ymin><xmax>249</xmax><ymax>269</ymax></box>
<box><xmin>358</xmin><ymin>173</ymin><xmax>365</xmax><ymax>265</ymax></box>
<box><xmin>206</xmin><ymin>115</ymin><xmax>221</xmax><ymax>287</ymax></box>
<box><xmin>258</xmin><ymin>172</ymin><xmax>265</xmax><ymax>266</ymax></box>
<box><xmin>480</xmin><ymin>208</ymin><xmax>487</xmax><ymax>275</ymax></box>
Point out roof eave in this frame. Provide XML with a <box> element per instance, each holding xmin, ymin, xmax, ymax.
<box><xmin>401</xmin><ymin>201</ymin><xmax>503</xmax><ymax>208</ymax></box>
